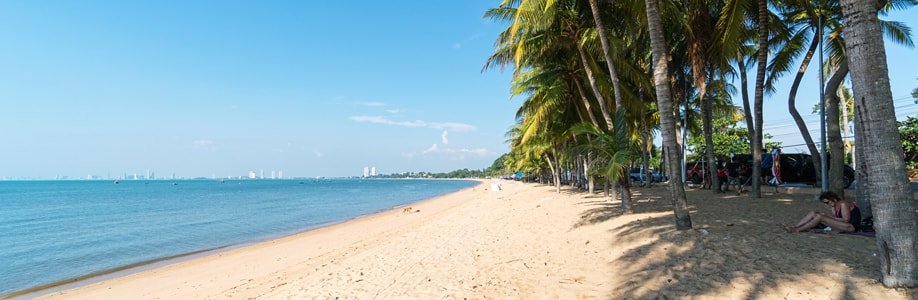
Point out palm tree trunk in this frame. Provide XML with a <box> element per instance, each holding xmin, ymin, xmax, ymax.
<box><xmin>620</xmin><ymin>176</ymin><xmax>634</xmax><ymax>213</ymax></box>
<box><xmin>841</xmin><ymin>0</ymin><xmax>918</xmax><ymax>287</ymax></box>
<box><xmin>825</xmin><ymin>61</ymin><xmax>849</xmax><ymax>197</ymax></box>
<box><xmin>641</xmin><ymin>115</ymin><xmax>653</xmax><ymax>188</ymax></box>
<box><xmin>572</xmin><ymin>76</ymin><xmax>603</xmax><ymax>129</ymax></box>
<box><xmin>788</xmin><ymin>35</ymin><xmax>823</xmax><ymax>179</ymax></box>
<box><xmin>751</xmin><ymin>0</ymin><xmax>769</xmax><ymax>199</ymax></box>
<box><xmin>585</xmin><ymin>155</ymin><xmax>595</xmax><ymax>193</ymax></box>
<box><xmin>575</xmin><ymin>40</ymin><xmax>614</xmax><ymax>130</ymax></box>
<box><xmin>644</xmin><ymin>0</ymin><xmax>692</xmax><ymax>230</ymax></box>
<box><xmin>545</xmin><ymin>153</ymin><xmax>561</xmax><ymax>193</ymax></box>
<box><xmin>854</xmin><ymin>109</ymin><xmax>871</xmax><ymax>219</ymax></box>
<box><xmin>737</xmin><ymin>52</ymin><xmax>755</xmax><ymax>164</ymax></box>
<box><xmin>586</xmin><ymin>0</ymin><xmax>624</xmax><ymax>111</ymax></box>
<box><xmin>701</xmin><ymin>93</ymin><xmax>719</xmax><ymax>193</ymax></box>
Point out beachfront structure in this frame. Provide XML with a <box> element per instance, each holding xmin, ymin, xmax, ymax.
<box><xmin>363</xmin><ymin>167</ymin><xmax>370</xmax><ymax>177</ymax></box>
<box><xmin>248</xmin><ymin>171</ymin><xmax>256</xmax><ymax>179</ymax></box>
<box><xmin>370</xmin><ymin>167</ymin><xmax>377</xmax><ymax>177</ymax></box>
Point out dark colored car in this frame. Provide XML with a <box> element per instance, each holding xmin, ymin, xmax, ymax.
<box><xmin>630</xmin><ymin>167</ymin><xmax>667</xmax><ymax>183</ymax></box>
<box><xmin>731</xmin><ymin>153</ymin><xmax>855</xmax><ymax>188</ymax></box>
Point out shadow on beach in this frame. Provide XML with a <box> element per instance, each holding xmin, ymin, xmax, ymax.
<box><xmin>553</xmin><ymin>183</ymin><xmax>915</xmax><ymax>299</ymax></box>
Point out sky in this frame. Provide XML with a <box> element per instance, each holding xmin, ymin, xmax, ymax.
<box><xmin>0</xmin><ymin>1</ymin><xmax>914</xmax><ymax>179</ymax></box>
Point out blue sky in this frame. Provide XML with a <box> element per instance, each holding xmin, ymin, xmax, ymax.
<box><xmin>0</xmin><ymin>1</ymin><xmax>914</xmax><ymax>179</ymax></box>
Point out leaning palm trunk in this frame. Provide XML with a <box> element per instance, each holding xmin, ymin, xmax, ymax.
<box><xmin>586</xmin><ymin>0</ymin><xmax>624</xmax><ymax>111</ymax></box>
<box><xmin>575</xmin><ymin>41</ymin><xmax>614</xmax><ymax>129</ymax></box>
<box><xmin>545</xmin><ymin>153</ymin><xmax>561</xmax><ymax>193</ymax></box>
<box><xmin>751</xmin><ymin>0</ymin><xmax>769</xmax><ymax>199</ymax></box>
<box><xmin>644</xmin><ymin>0</ymin><xmax>692</xmax><ymax>230</ymax></box>
<box><xmin>841</xmin><ymin>0</ymin><xmax>918</xmax><ymax>287</ymax></box>
<box><xmin>788</xmin><ymin>36</ymin><xmax>823</xmax><ymax>180</ymax></box>
<box><xmin>572</xmin><ymin>76</ymin><xmax>603</xmax><ymax>129</ymax></box>
<box><xmin>736</xmin><ymin>53</ymin><xmax>755</xmax><ymax>167</ymax></box>
<box><xmin>824</xmin><ymin>62</ymin><xmax>849</xmax><ymax>197</ymax></box>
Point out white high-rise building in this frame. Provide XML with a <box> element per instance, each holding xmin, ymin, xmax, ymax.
<box><xmin>271</xmin><ymin>170</ymin><xmax>276</xmax><ymax>179</ymax></box>
<box><xmin>370</xmin><ymin>167</ymin><xmax>377</xmax><ymax>177</ymax></box>
<box><xmin>363</xmin><ymin>167</ymin><xmax>370</xmax><ymax>177</ymax></box>
<box><xmin>260</xmin><ymin>169</ymin><xmax>264</xmax><ymax>179</ymax></box>
<box><xmin>248</xmin><ymin>171</ymin><xmax>256</xmax><ymax>179</ymax></box>
<box><xmin>278</xmin><ymin>171</ymin><xmax>283</xmax><ymax>179</ymax></box>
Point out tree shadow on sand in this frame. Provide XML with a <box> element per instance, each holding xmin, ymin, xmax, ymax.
<box><xmin>571</xmin><ymin>189</ymin><xmax>674</xmax><ymax>229</ymax></box>
<box><xmin>574</xmin><ymin>188</ymin><xmax>914</xmax><ymax>299</ymax></box>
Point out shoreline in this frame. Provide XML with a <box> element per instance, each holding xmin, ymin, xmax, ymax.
<box><xmin>16</xmin><ymin>180</ymin><xmax>909</xmax><ymax>299</ymax></box>
<box><xmin>3</xmin><ymin>180</ymin><xmax>484</xmax><ymax>299</ymax></box>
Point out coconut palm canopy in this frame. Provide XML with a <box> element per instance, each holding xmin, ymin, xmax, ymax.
<box><xmin>484</xmin><ymin>0</ymin><xmax>917</xmax><ymax>287</ymax></box>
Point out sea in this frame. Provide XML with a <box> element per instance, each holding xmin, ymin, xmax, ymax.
<box><xmin>0</xmin><ymin>179</ymin><xmax>478</xmax><ymax>296</ymax></box>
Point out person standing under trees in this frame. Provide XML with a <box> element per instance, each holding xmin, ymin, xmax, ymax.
<box><xmin>737</xmin><ymin>163</ymin><xmax>751</xmax><ymax>195</ymax></box>
<box><xmin>760</xmin><ymin>150</ymin><xmax>773</xmax><ymax>185</ymax></box>
<box><xmin>727</xmin><ymin>157</ymin><xmax>740</xmax><ymax>192</ymax></box>
<box><xmin>717</xmin><ymin>162</ymin><xmax>729</xmax><ymax>192</ymax></box>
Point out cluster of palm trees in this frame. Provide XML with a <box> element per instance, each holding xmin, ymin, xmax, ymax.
<box><xmin>484</xmin><ymin>0</ymin><xmax>916</xmax><ymax>288</ymax></box>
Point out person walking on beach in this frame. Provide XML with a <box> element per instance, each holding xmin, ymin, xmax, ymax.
<box><xmin>781</xmin><ymin>191</ymin><xmax>861</xmax><ymax>233</ymax></box>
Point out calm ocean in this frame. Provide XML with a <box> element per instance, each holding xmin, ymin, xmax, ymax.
<box><xmin>0</xmin><ymin>179</ymin><xmax>477</xmax><ymax>296</ymax></box>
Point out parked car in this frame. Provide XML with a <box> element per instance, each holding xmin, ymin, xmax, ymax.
<box><xmin>731</xmin><ymin>153</ymin><xmax>855</xmax><ymax>188</ymax></box>
<box><xmin>630</xmin><ymin>167</ymin><xmax>667</xmax><ymax>183</ymax></box>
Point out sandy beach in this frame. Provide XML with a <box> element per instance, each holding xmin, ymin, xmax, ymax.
<box><xmin>35</xmin><ymin>180</ymin><xmax>914</xmax><ymax>299</ymax></box>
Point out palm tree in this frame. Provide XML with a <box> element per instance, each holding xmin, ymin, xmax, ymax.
<box><xmin>840</xmin><ymin>0</ymin><xmax>918</xmax><ymax>287</ymax></box>
<box><xmin>644</xmin><ymin>0</ymin><xmax>693</xmax><ymax>230</ymax></box>
<box><xmin>771</xmin><ymin>0</ymin><xmax>914</xmax><ymax>196</ymax></box>
<box><xmin>717</xmin><ymin>0</ymin><xmax>769</xmax><ymax>198</ymax></box>
<box><xmin>568</xmin><ymin>112</ymin><xmax>637</xmax><ymax>194</ymax></box>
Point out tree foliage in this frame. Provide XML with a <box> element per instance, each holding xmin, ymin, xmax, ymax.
<box><xmin>687</xmin><ymin>117</ymin><xmax>781</xmax><ymax>161</ymax></box>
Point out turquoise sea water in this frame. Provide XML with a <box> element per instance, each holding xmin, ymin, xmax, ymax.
<box><xmin>0</xmin><ymin>179</ymin><xmax>477</xmax><ymax>296</ymax></box>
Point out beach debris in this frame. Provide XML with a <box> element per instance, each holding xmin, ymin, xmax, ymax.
<box><xmin>402</xmin><ymin>207</ymin><xmax>414</xmax><ymax>214</ymax></box>
<box><xmin>699</xmin><ymin>229</ymin><xmax>710</xmax><ymax>236</ymax></box>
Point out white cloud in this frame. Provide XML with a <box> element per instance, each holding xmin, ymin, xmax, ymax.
<box><xmin>420</xmin><ymin>144</ymin><xmax>491</xmax><ymax>158</ymax></box>
<box><xmin>385</xmin><ymin>109</ymin><xmax>401</xmax><ymax>114</ymax></box>
<box><xmin>423</xmin><ymin>144</ymin><xmax>439</xmax><ymax>154</ymax></box>
<box><xmin>350</xmin><ymin>116</ymin><xmax>476</xmax><ymax>132</ymax></box>
<box><xmin>441</xmin><ymin>130</ymin><xmax>449</xmax><ymax>144</ymax></box>
<box><xmin>193</xmin><ymin>139</ymin><xmax>213</xmax><ymax>147</ymax></box>
<box><xmin>356</xmin><ymin>101</ymin><xmax>386</xmax><ymax>107</ymax></box>
<box><xmin>459</xmin><ymin>148</ymin><xmax>490</xmax><ymax>156</ymax></box>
